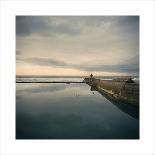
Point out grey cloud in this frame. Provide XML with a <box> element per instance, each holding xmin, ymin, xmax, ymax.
<box><xmin>24</xmin><ymin>57</ymin><xmax>67</xmax><ymax>67</ymax></box>
<box><xmin>76</xmin><ymin>64</ymin><xmax>139</xmax><ymax>73</ymax></box>
<box><xmin>21</xmin><ymin>57</ymin><xmax>139</xmax><ymax>73</ymax></box>
<box><xmin>111</xmin><ymin>16</ymin><xmax>139</xmax><ymax>33</ymax></box>
<box><xmin>16</xmin><ymin>16</ymin><xmax>139</xmax><ymax>75</ymax></box>
<box><xmin>117</xmin><ymin>16</ymin><xmax>139</xmax><ymax>27</ymax></box>
<box><xmin>16</xmin><ymin>50</ymin><xmax>22</xmax><ymax>55</ymax></box>
<box><xmin>16</xmin><ymin>16</ymin><xmax>81</xmax><ymax>37</ymax></box>
<box><xmin>17</xmin><ymin>16</ymin><xmax>138</xmax><ymax>37</ymax></box>
<box><xmin>126</xmin><ymin>54</ymin><xmax>139</xmax><ymax>65</ymax></box>
<box><xmin>16</xmin><ymin>16</ymin><xmax>139</xmax><ymax>57</ymax></box>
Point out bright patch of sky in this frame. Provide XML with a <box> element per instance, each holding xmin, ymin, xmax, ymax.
<box><xmin>16</xmin><ymin>16</ymin><xmax>139</xmax><ymax>76</ymax></box>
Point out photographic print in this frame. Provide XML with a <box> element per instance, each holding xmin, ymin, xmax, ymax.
<box><xmin>16</xmin><ymin>16</ymin><xmax>139</xmax><ymax>139</ymax></box>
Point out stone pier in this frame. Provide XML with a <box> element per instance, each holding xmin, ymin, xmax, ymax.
<box><xmin>84</xmin><ymin>77</ymin><xmax>139</xmax><ymax>107</ymax></box>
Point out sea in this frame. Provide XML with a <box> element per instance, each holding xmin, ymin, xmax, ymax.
<box><xmin>16</xmin><ymin>76</ymin><xmax>139</xmax><ymax>139</ymax></box>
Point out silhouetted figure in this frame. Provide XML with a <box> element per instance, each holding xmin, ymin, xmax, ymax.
<box><xmin>90</xmin><ymin>73</ymin><xmax>93</xmax><ymax>79</ymax></box>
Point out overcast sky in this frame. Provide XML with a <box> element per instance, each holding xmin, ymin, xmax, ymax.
<box><xmin>16</xmin><ymin>16</ymin><xmax>139</xmax><ymax>76</ymax></box>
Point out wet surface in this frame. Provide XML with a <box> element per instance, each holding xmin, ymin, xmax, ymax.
<box><xmin>16</xmin><ymin>83</ymin><xmax>139</xmax><ymax>139</ymax></box>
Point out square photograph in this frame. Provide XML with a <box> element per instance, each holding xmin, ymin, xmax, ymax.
<box><xmin>16</xmin><ymin>16</ymin><xmax>139</xmax><ymax>139</ymax></box>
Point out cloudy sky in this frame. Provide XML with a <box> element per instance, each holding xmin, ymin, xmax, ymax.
<box><xmin>16</xmin><ymin>16</ymin><xmax>139</xmax><ymax>76</ymax></box>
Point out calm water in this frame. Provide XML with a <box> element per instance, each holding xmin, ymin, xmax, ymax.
<box><xmin>16</xmin><ymin>78</ymin><xmax>139</xmax><ymax>139</ymax></box>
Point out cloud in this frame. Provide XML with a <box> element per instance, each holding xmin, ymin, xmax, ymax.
<box><xmin>20</xmin><ymin>57</ymin><xmax>138</xmax><ymax>73</ymax></box>
<box><xmin>24</xmin><ymin>57</ymin><xmax>67</xmax><ymax>67</ymax></box>
<box><xmin>125</xmin><ymin>54</ymin><xmax>139</xmax><ymax>65</ymax></box>
<box><xmin>16</xmin><ymin>16</ymin><xmax>82</xmax><ymax>37</ymax></box>
<box><xmin>17</xmin><ymin>16</ymin><xmax>135</xmax><ymax>37</ymax></box>
<box><xmin>16</xmin><ymin>50</ymin><xmax>22</xmax><ymax>55</ymax></box>
<box><xmin>16</xmin><ymin>16</ymin><xmax>139</xmax><ymax>75</ymax></box>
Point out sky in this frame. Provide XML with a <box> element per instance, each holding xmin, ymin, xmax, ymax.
<box><xmin>16</xmin><ymin>16</ymin><xmax>139</xmax><ymax>76</ymax></box>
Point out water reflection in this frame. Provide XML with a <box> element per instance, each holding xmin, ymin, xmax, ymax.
<box><xmin>16</xmin><ymin>83</ymin><xmax>67</xmax><ymax>94</ymax></box>
<box><xmin>16</xmin><ymin>83</ymin><xmax>139</xmax><ymax>139</ymax></box>
<box><xmin>90</xmin><ymin>86</ymin><xmax>139</xmax><ymax>120</ymax></box>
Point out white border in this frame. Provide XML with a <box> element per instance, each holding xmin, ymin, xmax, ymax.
<box><xmin>0</xmin><ymin>0</ymin><xmax>155</xmax><ymax>155</ymax></box>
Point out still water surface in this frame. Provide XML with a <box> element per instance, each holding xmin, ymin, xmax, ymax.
<box><xmin>16</xmin><ymin>82</ymin><xmax>139</xmax><ymax>139</ymax></box>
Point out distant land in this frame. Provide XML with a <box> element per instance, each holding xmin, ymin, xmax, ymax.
<box><xmin>16</xmin><ymin>75</ymin><xmax>139</xmax><ymax>78</ymax></box>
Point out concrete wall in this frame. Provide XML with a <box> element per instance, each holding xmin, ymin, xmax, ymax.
<box><xmin>97</xmin><ymin>80</ymin><xmax>125</xmax><ymax>94</ymax></box>
<box><xmin>97</xmin><ymin>80</ymin><xmax>139</xmax><ymax>106</ymax></box>
<box><xmin>120</xmin><ymin>83</ymin><xmax>139</xmax><ymax>106</ymax></box>
<box><xmin>84</xmin><ymin>78</ymin><xmax>139</xmax><ymax>106</ymax></box>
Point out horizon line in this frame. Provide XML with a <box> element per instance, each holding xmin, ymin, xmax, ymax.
<box><xmin>16</xmin><ymin>75</ymin><xmax>139</xmax><ymax>77</ymax></box>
